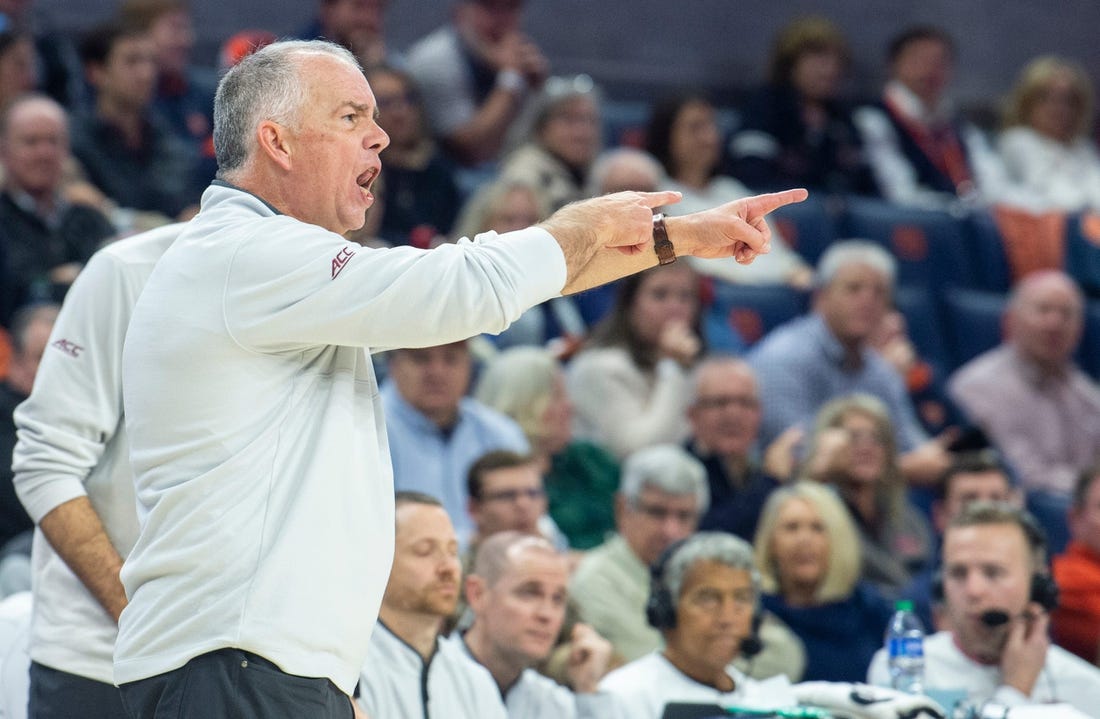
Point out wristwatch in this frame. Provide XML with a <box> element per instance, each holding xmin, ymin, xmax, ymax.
<box><xmin>652</xmin><ymin>213</ymin><xmax>676</xmax><ymax>265</ymax></box>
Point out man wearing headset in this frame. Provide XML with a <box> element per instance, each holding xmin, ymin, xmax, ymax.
<box><xmin>869</xmin><ymin>501</ymin><xmax>1100</xmax><ymax>716</ymax></box>
<box><xmin>599</xmin><ymin>532</ymin><xmax>945</xmax><ymax>719</ymax></box>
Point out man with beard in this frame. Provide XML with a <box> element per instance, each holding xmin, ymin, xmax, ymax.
<box><xmin>868</xmin><ymin>501</ymin><xmax>1100</xmax><ymax>715</ymax></box>
<box><xmin>358</xmin><ymin>491</ymin><xmax>506</xmax><ymax>718</ymax></box>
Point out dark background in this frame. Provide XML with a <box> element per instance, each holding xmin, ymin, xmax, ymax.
<box><xmin>38</xmin><ymin>1</ymin><xmax>1100</xmax><ymax>119</ymax></box>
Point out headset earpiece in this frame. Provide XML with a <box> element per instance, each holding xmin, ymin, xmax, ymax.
<box><xmin>645</xmin><ymin>540</ymin><xmax>686</xmax><ymax>631</ymax></box>
<box><xmin>739</xmin><ymin>610</ymin><xmax>764</xmax><ymax>658</ymax></box>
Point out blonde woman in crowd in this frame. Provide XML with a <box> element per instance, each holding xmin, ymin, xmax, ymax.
<box><xmin>999</xmin><ymin>55</ymin><xmax>1100</xmax><ymax>213</ymax></box>
<box><xmin>754</xmin><ymin>481</ymin><xmax>893</xmax><ymax>683</ymax></box>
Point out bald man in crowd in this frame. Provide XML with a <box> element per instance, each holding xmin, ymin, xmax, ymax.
<box><xmin>949</xmin><ymin>270</ymin><xmax>1100</xmax><ymax>552</ymax></box>
<box><xmin>463</xmin><ymin>531</ymin><xmax>614</xmax><ymax>717</ymax></box>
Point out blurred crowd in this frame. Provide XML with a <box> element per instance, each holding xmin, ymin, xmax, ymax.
<box><xmin>1</xmin><ymin>0</ymin><xmax>1100</xmax><ymax>717</ymax></box>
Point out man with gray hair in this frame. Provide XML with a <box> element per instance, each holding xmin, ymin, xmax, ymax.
<box><xmin>570</xmin><ymin>444</ymin><xmax>709</xmax><ymax>661</ymax></box>
<box><xmin>686</xmin><ymin>355</ymin><xmax>779</xmax><ymax>541</ymax></box>
<box><xmin>601</xmin><ymin>532</ymin><xmax>946</xmax><ymax>719</ymax></box>
<box><xmin>0</xmin><ymin>94</ymin><xmax>114</xmax><ymax>325</ymax></box>
<box><xmin>586</xmin><ymin>146</ymin><xmax>664</xmax><ymax>196</ymax></box>
<box><xmin>114</xmin><ymin>38</ymin><xmax>804</xmax><ymax>718</ymax></box>
<box><xmin>749</xmin><ymin>239</ymin><xmax>952</xmax><ymax>485</ymax></box>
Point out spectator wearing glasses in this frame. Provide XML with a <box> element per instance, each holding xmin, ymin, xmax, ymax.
<box><xmin>685</xmin><ymin>356</ymin><xmax>782</xmax><ymax>543</ymax></box>
<box><xmin>466</xmin><ymin>450</ymin><xmax>563</xmax><ymax>557</ymax></box>
<box><xmin>569</xmin><ymin>445</ymin><xmax>708</xmax><ymax>662</ymax></box>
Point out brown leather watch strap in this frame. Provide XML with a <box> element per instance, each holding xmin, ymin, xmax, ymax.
<box><xmin>652</xmin><ymin>213</ymin><xmax>676</xmax><ymax>265</ymax></box>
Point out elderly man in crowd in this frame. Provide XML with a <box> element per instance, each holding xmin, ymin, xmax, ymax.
<box><xmin>949</xmin><ymin>270</ymin><xmax>1100</xmax><ymax>553</ymax></box>
<box><xmin>0</xmin><ymin>95</ymin><xmax>114</xmax><ymax>322</ymax></box>
<box><xmin>600</xmin><ymin>532</ymin><xmax>944</xmax><ymax>719</ymax></box>
<box><xmin>749</xmin><ymin>240</ymin><xmax>953</xmax><ymax>486</ymax></box>
<box><xmin>569</xmin><ymin>444</ymin><xmax>802</xmax><ymax>680</ymax></box>
<box><xmin>685</xmin><ymin>355</ymin><xmax>780</xmax><ymax>541</ymax></box>
<box><xmin>462</xmin><ymin>531</ymin><xmax>614</xmax><ymax>717</ymax></box>
<box><xmin>569</xmin><ymin>444</ymin><xmax>710</xmax><ymax>662</ymax></box>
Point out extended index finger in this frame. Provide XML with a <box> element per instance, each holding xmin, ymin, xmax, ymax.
<box><xmin>742</xmin><ymin>188</ymin><xmax>809</xmax><ymax>216</ymax></box>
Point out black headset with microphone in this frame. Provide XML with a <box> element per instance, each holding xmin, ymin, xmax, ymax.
<box><xmin>645</xmin><ymin>539</ymin><xmax>764</xmax><ymax>658</ymax></box>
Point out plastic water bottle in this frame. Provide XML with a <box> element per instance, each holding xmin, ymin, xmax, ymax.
<box><xmin>885</xmin><ymin>599</ymin><xmax>925</xmax><ymax>694</ymax></box>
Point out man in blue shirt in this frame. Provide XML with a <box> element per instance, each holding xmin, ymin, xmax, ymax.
<box><xmin>749</xmin><ymin>240</ymin><xmax>951</xmax><ymax>486</ymax></box>
<box><xmin>382</xmin><ymin>340</ymin><xmax>528</xmax><ymax>546</ymax></box>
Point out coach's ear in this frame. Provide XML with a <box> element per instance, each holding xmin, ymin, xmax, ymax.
<box><xmin>256</xmin><ymin>119</ymin><xmax>293</xmax><ymax>172</ymax></box>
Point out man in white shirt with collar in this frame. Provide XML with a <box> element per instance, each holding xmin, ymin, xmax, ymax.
<box><xmin>853</xmin><ymin>25</ymin><xmax>1013</xmax><ymax>210</ymax></box>
<box><xmin>462</xmin><ymin>531</ymin><xmax>614</xmax><ymax>718</ymax></box>
<box><xmin>358</xmin><ymin>491</ymin><xmax>505</xmax><ymax>719</ymax></box>
<box><xmin>868</xmin><ymin>501</ymin><xmax>1100</xmax><ymax>717</ymax></box>
<box><xmin>600</xmin><ymin>532</ymin><xmax>944</xmax><ymax>719</ymax></box>
<box><xmin>114</xmin><ymin>37</ymin><xmax>806</xmax><ymax>718</ymax></box>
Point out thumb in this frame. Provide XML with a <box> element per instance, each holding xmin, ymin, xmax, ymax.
<box><xmin>631</xmin><ymin>190</ymin><xmax>682</xmax><ymax>210</ymax></box>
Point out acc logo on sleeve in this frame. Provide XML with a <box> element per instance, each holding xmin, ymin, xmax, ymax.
<box><xmin>51</xmin><ymin>338</ymin><xmax>83</xmax><ymax>358</ymax></box>
<box><xmin>331</xmin><ymin>246</ymin><xmax>356</xmax><ymax>279</ymax></box>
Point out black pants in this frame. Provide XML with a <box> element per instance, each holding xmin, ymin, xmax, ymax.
<box><xmin>118</xmin><ymin>648</ymin><xmax>354</xmax><ymax>719</ymax></box>
<box><xmin>28</xmin><ymin>661</ymin><xmax>127</xmax><ymax>719</ymax></box>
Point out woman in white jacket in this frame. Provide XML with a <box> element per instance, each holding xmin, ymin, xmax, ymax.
<box><xmin>998</xmin><ymin>56</ymin><xmax>1100</xmax><ymax>214</ymax></box>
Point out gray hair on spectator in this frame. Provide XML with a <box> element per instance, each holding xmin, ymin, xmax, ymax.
<box><xmin>0</xmin><ymin>93</ymin><xmax>67</xmax><ymax>140</ymax></box>
<box><xmin>687</xmin><ymin>354</ymin><xmax>755</xmax><ymax>406</ymax></box>
<box><xmin>586</xmin><ymin>146</ymin><xmax>665</xmax><ymax>196</ymax></box>
<box><xmin>814</xmin><ymin>239</ymin><xmax>896</xmax><ymax>289</ymax></box>
<box><xmin>619</xmin><ymin>444</ymin><xmax>709</xmax><ymax>514</ymax></box>
<box><xmin>664</xmin><ymin>531</ymin><xmax>759</xmax><ymax>611</ymax></box>
<box><xmin>213</xmin><ymin>39</ymin><xmax>360</xmax><ymax>178</ymax></box>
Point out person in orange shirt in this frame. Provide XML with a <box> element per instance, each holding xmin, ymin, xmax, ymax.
<box><xmin>1052</xmin><ymin>465</ymin><xmax>1100</xmax><ymax>665</ymax></box>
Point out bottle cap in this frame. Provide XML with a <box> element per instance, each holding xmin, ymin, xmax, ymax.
<box><xmin>895</xmin><ymin>599</ymin><xmax>914</xmax><ymax>611</ymax></box>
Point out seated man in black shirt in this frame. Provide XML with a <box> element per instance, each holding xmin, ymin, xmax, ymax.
<box><xmin>70</xmin><ymin>21</ymin><xmax>200</xmax><ymax>221</ymax></box>
<box><xmin>0</xmin><ymin>95</ymin><xmax>114</xmax><ymax>324</ymax></box>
